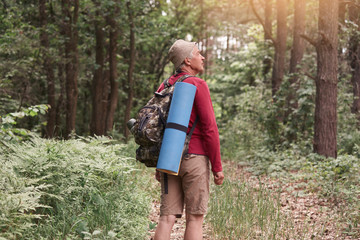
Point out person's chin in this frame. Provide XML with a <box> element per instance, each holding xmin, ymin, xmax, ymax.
<box><xmin>199</xmin><ymin>68</ymin><xmax>204</xmax><ymax>74</ymax></box>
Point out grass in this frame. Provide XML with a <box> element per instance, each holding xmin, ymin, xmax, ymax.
<box><xmin>206</xmin><ymin>171</ymin><xmax>298</xmax><ymax>240</ymax></box>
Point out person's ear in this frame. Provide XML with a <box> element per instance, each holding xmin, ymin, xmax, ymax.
<box><xmin>184</xmin><ymin>57</ymin><xmax>191</xmax><ymax>66</ymax></box>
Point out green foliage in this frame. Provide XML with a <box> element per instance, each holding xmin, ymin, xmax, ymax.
<box><xmin>303</xmin><ymin>154</ymin><xmax>360</xmax><ymax>237</ymax></box>
<box><xmin>216</xmin><ymin>84</ymin><xmax>269</xmax><ymax>161</ymax></box>
<box><xmin>0</xmin><ymin>104</ymin><xmax>48</xmax><ymax>141</ymax></box>
<box><xmin>209</xmin><ymin>38</ymin><xmax>272</xmax><ymax>161</ymax></box>
<box><xmin>0</xmin><ymin>2</ymin><xmax>42</xmax><ymax>105</ymax></box>
<box><xmin>0</xmin><ymin>136</ymin><xmax>152</xmax><ymax>239</ymax></box>
<box><xmin>250</xmin><ymin>145</ymin><xmax>308</xmax><ymax>178</ymax></box>
<box><xmin>264</xmin><ymin>74</ymin><xmax>316</xmax><ymax>147</ymax></box>
<box><xmin>305</xmin><ymin>154</ymin><xmax>360</xmax><ymax>199</ymax></box>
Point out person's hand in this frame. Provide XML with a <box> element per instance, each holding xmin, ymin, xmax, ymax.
<box><xmin>213</xmin><ymin>171</ymin><xmax>224</xmax><ymax>185</ymax></box>
<box><xmin>155</xmin><ymin>170</ymin><xmax>161</xmax><ymax>182</ymax></box>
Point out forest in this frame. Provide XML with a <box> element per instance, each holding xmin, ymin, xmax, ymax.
<box><xmin>1</xmin><ymin>0</ymin><xmax>360</xmax><ymax>239</ymax></box>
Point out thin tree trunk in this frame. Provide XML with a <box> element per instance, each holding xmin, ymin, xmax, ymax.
<box><xmin>90</xmin><ymin>6</ymin><xmax>105</xmax><ymax>136</ymax></box>
<box><xmin>349</xmin><ymin>1</ymin><xmax>360</xmax><ymax>123</ymax></box>
<box><xmin>226</xmin><ymin>31</ymin><xmax>230</xmax><ymax>53</ymax></box>
<box><xmin>105</xmin><ymin>13</ymin><xmax>119</xmax><ymax>133</ymax></box>
<box><xmin>55</xmin><ymin>61</ymin><xmax>65</xmax><ymax>137</ymax></box>
<box><xmin>338</xmin><ymin>1</ymin><xmax>347</xmax><ymax>28</ymax></box>
<box><xmin>124</xmin><ymin>1</ymin><xmax>136</xmax><ymax>140</ymax></box>
<box><xmin>263</xmin><ymin>0</ymin><xmax>273</xmax><ymax>78</ymax></box>
<box><xmin>55</xmin><ymin>17</ymin><xmax>66</xmax><ymax>137</ymax></box>
<box><xmin>271</xmin><ymin>0</ymin><xmax>288</xmax><ymax>97</ymax></box>
<box><xmin>61</xmin><ymin>0</ymin><xmax>79</xmax><ymax>139</ymax></box>
<box><xmin>313</xmin><ymin>0</ymin><xmax>338</xmax><ymax>158</ymax></box>
<box><xmin>287</xmin><ymin>0</ymin><xmax>306</xmax><ymax>112</ymax></box>
<box><xmin>264</xmin><ymin>0</ymin><xmax>273</xmax><ymax>40</ymax></box>
<box><xmin>204</xmin><ymin>33</ymin><xmax>211</xmax><ymax>76</ymax></box>
<box><xmin>39</xmin><ymin>0</ymin><xmax>56</xmax><ymax>138</ymax></box>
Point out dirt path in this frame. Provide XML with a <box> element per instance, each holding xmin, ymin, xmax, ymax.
<box><xmin>224</xmin><ymin>161</ymin><xmax>354</xmax><ymax>240</ymax></box>
<box><xmin>146</xmin><ymin>161</ymin><xmax>355</xmax><ymax>239</ymax></box>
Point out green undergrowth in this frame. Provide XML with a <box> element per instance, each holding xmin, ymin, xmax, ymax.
<box><xmin>0</xmin><ymin>135</ymin><xmax>155</xmax><ymax>239</ymax></box>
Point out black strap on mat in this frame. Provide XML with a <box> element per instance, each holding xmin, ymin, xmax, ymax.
<box><xmin>166</xmin><ymin>122</ymin><xmax>188</xmax><ymax>132</ymax></box>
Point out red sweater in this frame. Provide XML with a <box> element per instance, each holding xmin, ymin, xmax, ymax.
<box><xmin>156</xmin><ymin>72</ymin><xmax>222</xmax><ymax>173</ymax></box>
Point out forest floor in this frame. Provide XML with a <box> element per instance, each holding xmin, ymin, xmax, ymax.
<box><xmin>146</xmin><ymin>160</ymin><xmax>355</xmax><ymax>240</ymax></box>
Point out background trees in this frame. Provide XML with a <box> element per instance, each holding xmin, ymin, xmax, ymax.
<box><xmin>1</xmin><ymin>0</ymin><xmax>359</xmax><ymax>160</ymax></box>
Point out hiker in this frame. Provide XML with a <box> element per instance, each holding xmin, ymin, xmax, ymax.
<box><xmin>153</xmin><ymin>39</ymin><xmax>224</xmax><ymax>240</ymax></box>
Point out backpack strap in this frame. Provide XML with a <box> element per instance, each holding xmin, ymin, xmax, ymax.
<box><xmin>187</xmin><ymin>117</ymin><xmax>198</xmax><ymax>138</ymax></box>
<box><xmin>163</xmin><ymin>74</ymin><xmax>193</xmax><ymax>89</ymax></box>
<box><xmin>176</xmin><ymin>74</ymin><xmax>192</xmax><ymax>84</ymax></box>
<box><xmin>163</xmin><ymin>77</ymin><xmax>171</xmax><ymax>88</ymax></box>
<box><xmin>182</xmin><ymin>117</ymin><xmax>199</xmax><ymax>157</ymax></box>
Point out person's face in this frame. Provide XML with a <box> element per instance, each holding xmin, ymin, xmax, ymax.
<box><xmin>188</xmin><ymin>46</ymin><xmax>205</xmax><ymax>74</ymax></box>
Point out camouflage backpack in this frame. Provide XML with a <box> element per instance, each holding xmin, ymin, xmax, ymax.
<box><xmin>128</xmin><ymin>74</ymin><xmax>196</xmax><ymax>167</ymax></box>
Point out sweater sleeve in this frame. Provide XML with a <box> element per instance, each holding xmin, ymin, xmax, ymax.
<box><xmin>194</xmin><ymin>81</ymin><xmax>222</xmax><ymax>173</ymax></box>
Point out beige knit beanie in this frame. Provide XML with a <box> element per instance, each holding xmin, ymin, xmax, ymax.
<box><xmin>168</xmin><ymin>40</ymin><xmax>196</xmax><ymax>69</ymax></box>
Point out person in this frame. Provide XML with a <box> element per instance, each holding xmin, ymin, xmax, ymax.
<box><xmin>153</xmin><ymin>39</ymin><xmax>224</xmax><ymax>240</ymax></box>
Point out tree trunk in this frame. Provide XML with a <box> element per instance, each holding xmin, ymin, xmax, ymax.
<box><xmin>271</xmin><ymin>0</ymin><xmax>288</xmax><ymax>97</ymax></box>
<box><xmin>55</xmin><ymin>18</ymin><xmax>66</xmax><ymax>137</ymax></box>
<box><xmin>55</xmin><ymin>61</ymin><xmax>65</xmax><ymax>137</ymax></box>
<box><xmin>39</xmin><ymin>0</ymin><xmax>56</xmax><ymax>138</ymax></box>
<box><xmin>124</xmin><ymin>1</ymin><xmax>136</xmax><ymax>140</ymax></box>
<box><xmin>263</xmin><ymin>0</ymin><xmax>273</xmax><ymax>78</ymax></box>
<box><xmin>90</xmin><ymin>7</ymin><xmax>106</xmax><ymax>136</ymax></box>
<box><xmin>61</xmin><ymin>0</ymin><xmax>79</xmax><ymax>139</ymax></box>
<box><xmin>287</xmin><ymin>0</ymin><xmax>306</xmax><ymax>112</ymax></box>
<box><xmin>349</xmin><ymin>1</ymin><xmax>360</xmax><ymax>123</ymax></box>
<box><xmin>264</xmin><ymin>0</ymin><xmax>273</xmax><ymax>40</ymax></box>
<box><xmin>313</xmin><ymin>0</ymin><xmax>338</xmax><ymax>158</ymax></box>
<box><xmin>105</xmin><ymin>13</ymin><xmax>119</xmax><ymax>134</ymax></box>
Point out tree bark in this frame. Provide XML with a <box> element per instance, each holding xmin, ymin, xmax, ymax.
<box><xmin>263</xmin><ymin>0</ymin><xmax>273</xmax><ymax>77</ymax></box>
<box><xmin>55</xmin><ymin>61</ymin><xmax>65</xmax><ymax>137</ymax></box>
<box><xmin>61</xmin><ymin>0</ymin><xmax>79</xmax><ymax>139</ymax></box>
<box><xmin>313</xmin><ymin>0</ymin><xmax>338</xmax><ymax>158</ymax></box>
<box><xmin>287</xmin><ymin>0</ymin><xmax>306</xmax><ymax>111</ymax></box>
<box><xmin>55</xmin><ymin>14</ymin><xmax>67</xmax><ymax>137</ymax></box>
<box><xmin>105</xmin><ymin>13</ymin><xmax>119</xmax><ymax>134</ymax></box>
<box><xmin>124</xmin><ymin>1</ymin><xmax>136</xmax><ymax>140</ymax></box>
<box><xmin>349</xmin><ymin>1</ymin><xmax>360</xmax><ymax>123</ymax></box>
<box><xmin>264</xmin><ymin>0</ymin><xmax>273</xmax><ymax>40</ymax></box>
<box><xmin>90</xmin><ymin>6</ymin><xmax>106</xmax><ymax>136</ymax></box>
<box><xmin>271</xmin><ymin>0</ymin><xmax>288</xmax><ymax>97</ymax></box>
<box><xmin>39</xmin><ymin>0</ymin><xmax>56</xmax><ymax>138</ymax></box>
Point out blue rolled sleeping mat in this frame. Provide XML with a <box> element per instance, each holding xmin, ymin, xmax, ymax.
<box><xmin>156</xmin><ymin>82</ymin><xmax>197</xmax><ymax>175</ymax></box>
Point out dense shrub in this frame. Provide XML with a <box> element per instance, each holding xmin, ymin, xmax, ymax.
<box><xmin>0</xmin><ymin>136</ymin><xmax>151</xmax><ymax>239</ymax></box>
